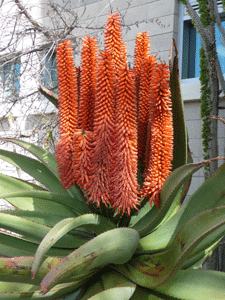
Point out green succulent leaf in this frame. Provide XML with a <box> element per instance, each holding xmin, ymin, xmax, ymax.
<box><xmin>169</xmin><ymin>38</ymin><xmax>187</xmax><ymax>170</ymax></box>
<box><xmin>0</xmin><ymin>281</ymin><xmax>82</xmax><ymax>299</ymax></box>
<box><xmin>0</xmin><ymin>149</ymin><xmax>65</xmax><ymax>194</ymax></box>
<box><xmin>0</xmin><ymin>174</ymin><xmax>86</xmax><ymax>216</ymax></box>
<box><xmin>0</xmin><ymin>232</ymin><xmax>70</xmax><ymax>258</ymax></box>
<box><xmin>156</xmin><ymin>269</ymin><xmax>225</xmax><ymax>300</ymax></box>
<box><xmin>0</xmin><ymin>212</ymin><xmax>89</xmax><ymax>249</ymax></box>
<box><xmin>132</xmin><ymin>160</ymin><xmax>209</xmax><ymax>236</ymax></box>
<box><xmin>130</xmin><ymin>287</ymin><xmax>166</xmax><ymax>299</ymax></box>
<box><xmin>1</xmin><ymin>210</ymin><xmax>65</xmax><ymax>227</ymax></box>
<box><xmin>139</xmin><ymin>161</ymin><xmax>225</xmax><ymax>253</ymax></box>
<box><xmin>40</xmin><ymin>228</ymin><xmax>139</xmax><ymax>295</ymax></box>
<box><xmin>1</xmin><ymin>138</ymin><xmax>58</xmax><ymax>175</ymax></box>
<box><xmin>78</xmin><ymin>270</ymin><xmax>137</xmax><ymax>300</ymax></box>
<box><xmin>117</xmin><ymin>206</ymin><xmax>225</xmax><ymax>288</ymax></box>
<box><xmin>88</xmin><ymin>286</ymin><xmax>136</xmax><ymax>300</ymax></box>
<box><xmin>0</xmin><ymin>190</ymin><xmax>88</xmax><ymax>215</ymax></box>
<box><xmin>0</xmin><ymin>138</ymin><xmax>89</xmax><ymax>207</ymax></box>
<box><xmin>31</xmin><ymin>214</ymin><xmax>116</xmax><ymax>277</ymax></box>
<box><xmin>39</xmin><ymin>85</ymin><xmax>59</xmax><ymax>108</ymax></box>
<box><xmin>0</xmin><ymin>256</ymin><xmax>62</xmax><ymax>285</ymax></box>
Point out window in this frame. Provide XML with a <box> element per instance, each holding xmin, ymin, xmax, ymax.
<box><xmin>0</xmin><ymin>60</ymin><xmax>20</xmax><ymax>101</ymax></box>
<box><xmin>43</xmin><ymin>52</ymin><xmax>58</xmax><ymax>92</ymax></box>
<box><xmin>181</xmin><ymin>2</ymin><xmax>225</xmax><ymax>79</ymax></box>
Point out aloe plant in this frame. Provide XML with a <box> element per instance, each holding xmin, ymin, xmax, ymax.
<box><xmin>0</xmin><ymin>12</ymin><xmax>225</xmax><ymax>299</ymax></box>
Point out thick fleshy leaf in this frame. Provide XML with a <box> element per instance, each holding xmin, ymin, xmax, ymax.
<box><xmin>169</xmin><ymin>38</ymin><xmax>187</xmax><ymax>170</ymax></box>
<box><xmin>0</xmin><ymin>213</ymin><xmax>88</xmax><ymax>249</ymax></box>
<box><xmin>0</xmin><ymin>149</ymin><xmax>65</xmax><ymax>194</ymax></box>
<box><xmin>1</xmin><ymin>210</ymin><xmax>65</xmax><ymax>227</ymax></box>
<box><xmin>31</xmin><ymin>214</ymin><xmax>115</xmax><ymax>277</ymax></box>
<box><xmin>132</xmin><ymin>160</ymin><xmax>209</xmax><ymax>236</ymax></box>
<box><xmin>0</xmin><ymin>190</ymin><xmax>88</xmax><ymax>215</ymax></box>
<box><xmin>0</xmin><ymin>281</ymin><xmax>82</xmax><ymax>299</ymax></box>
<box><xmin>130</xmin><ymin>286</ymin><xmax>165</xmax><ymax>300</ymax></box>
<box><xmin>0</xmin><ymin>139</ymin><xmax>89</xmax><ymax>206</ymax></box>
<box><xmin>79</xmin><ymin>280</ymin><xmax>104</xmax><ymax>300</ymax></box>
<box><xmin>117</xmin><ymin>206</ymin><xmax>225</xmax><ymax>288</ymax></box>
<box><xmin>0</xmin><ymin>175</ymin><xmax>80</xmax><ymax>215</ymax></box>
<box><xmin>0</xmin><ymin>232</ymin><xmax>70</xmax><ymax>258</ymax></box>
<box><xmin>103</xmin><ymin>270</ymin><xmax>134</xmax><ymax>287</ymax></box>
<box><xmin>39</xmin><ymin>85</ymin><xmax>59</xmax><ymax>108</ymax></box>
<box><xmin>138</xmin><ymin>161</ymin><xmax>225</xmax><ymax>253</ymax></box>
<box><xmin>1</xmin><ymin>138</ymin><xmax>58</xmax><ymax>175</ymax></box>
<box><xmin>156</xmin><ymin>269</ymin><xmax>225</xmax><ymax>300</ymax></box>
<box><xmin>40</xmin><ymin>228</ymin><xmax>139</xmax><ymax>294</ymax></box>
<box><xmin>76</xmin><ymin>270</ymin><xmax>137</xmax><ymax>300</ymax></box>
<box><xmin>182</xmin><ymin>240</ymin><xmax>219</xmax><ymax>270</ymax></box>
<box><xmin>0</xmin><ymin>256</ymin><xmax>61</xmax><ymax>284</ymax></box>
<box><xmin>88</xmin><ymin>286</ymin><xmax>136</xmax><ymax>300</ymax></box>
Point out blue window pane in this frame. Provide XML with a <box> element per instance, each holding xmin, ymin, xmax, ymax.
<box><xmin>43</xmin><ymin>52</ymin><xmax>58</xmax><ymax>93</ymax></box>
<box><xmin>182</xmin><ymin>18</ymin><xmax>225</xmax><ymax>79</ymax></box>
<box><xmin>0</xmin><ymin>60</ymin><xmax>20</xmax><ymax>101</ymax></box>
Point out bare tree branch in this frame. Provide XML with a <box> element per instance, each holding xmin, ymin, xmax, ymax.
<box><xmin>13</xmin><ymin>0</ymin><xmax>52</xmax><ymax>39</ymax></box>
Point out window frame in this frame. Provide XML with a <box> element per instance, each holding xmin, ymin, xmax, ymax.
<box><xmin>178</xmin><ymin>1</ymin><xmax>225</xmax><ymax>101</ymax></box>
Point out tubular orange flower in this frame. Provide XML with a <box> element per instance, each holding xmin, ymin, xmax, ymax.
<box><xmin>55</xmin><ymin>40</ymin><xmax>78</xmax><ymax>189</ymax></box>
<box><xmin>85</xmin><ymin>51</ymin><xmax>115</xmax><ymax>207</ymax></box>
<box><xmin>110</xmin><ymin>65</ymin><xmax>139</xmax><ymax>215</ymax></box>
<box><xmin>73</xmin><ymin>129</ymin><xmax>93</xmax><ymax>188</ymax></box>
<box><xmin>138</xmin><ymin>55</ymin><xmax>157</xmax><ymax>159</ymax></box>
<box><xmin>104</xmin><ymin>12</ymin><xmax>125</xmax><ymax>75</ymax></box>
<box><xmin>133</xmin><ymin>31</ymin><xmax>150</xmax><ymax>104</ymax></box>
<box><xmin>76</xmin><ymin>67</ymin><xmax>80</xmax><ymax>106</ymax></box>
<box><xmin>140</xmin><ymin>63</ymin><xmax>173</xmax><ymax>208</ymax></box>
<box><xmin>78</xmin><ymin>36</ymin><xmax>98</xmax><ymax>131</ymax></box>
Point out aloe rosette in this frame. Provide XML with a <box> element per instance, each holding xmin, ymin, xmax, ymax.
<box><xmin>0</xmin><ymin>12</ymin><xmax>225</xmax><ymax>299</ymax></box>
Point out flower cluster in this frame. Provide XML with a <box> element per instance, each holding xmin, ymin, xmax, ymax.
<box><xmin>55</xmin><ymin>12</ymin><xmax>173</xmax><ymax>215</ymax></box>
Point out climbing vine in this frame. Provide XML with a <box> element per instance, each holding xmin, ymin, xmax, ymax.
<box><xmin>198</xmin><ymin>0</ymin><xmax>211</xmax><ymax>27</ymax></box>
<box><xmin>199</xmin><ymin>46</ymin><xmax>211</xmax><ymax>175</ymax></box>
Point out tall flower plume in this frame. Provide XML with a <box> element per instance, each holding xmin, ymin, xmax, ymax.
<box><xmin>85</xmin><ymin>51</ymin><xmax>115</xmax><ymax>207</ymax></box>
<box><xmin>55</xmin><ymin>13</ymin><xmax>174</xmax><ymax>214</ymax></box>
<box><xmin>55</xmin><ymin>40</ymin><xmax>78</xmax><ymax>189</ymax></box>
<box><xmin>104</xmin><ymin>12</ymin><xmax>125</xmax><ymax>75</ymax></box>
<box><xmin>78</xmin><ymin>36</ymin><xmax>98</xmax><ymax>131</ymax></box>
<box><xmin>140</xmin><ymin>63</ymin><xmax>173</xmax><ymax>207</ymax></box>
<box><xmin>138</xmin><ymin>55</ymin><xmax>157</xmax><ymax>159</ymax></box>
<box><xmin>133</xmin><ymin>32</ymin><xmax>150</xmax><ymax>104</ymax></box>
<box><xmin>110</xmin><ymin>65</ymin><xmax>139</xmax><ymax>215</ymax></box>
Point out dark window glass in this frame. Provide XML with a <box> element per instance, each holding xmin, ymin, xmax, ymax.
<box><xmin>182</xmin><ymin>17</ymin><xmax>225</xmax><ymax>79</ymax></box>
<box><xmin>0</xmin><ymin>60</ymin><xmax>20</xmax><ymax>101</ymax></box>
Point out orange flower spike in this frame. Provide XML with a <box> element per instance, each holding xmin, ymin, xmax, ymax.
<box><xmin>110</xmin><ymin>66</ymin><xmax>139</xmax><ymax>215</ymax></box>
<box><xmin>104</xmin><ymin>12</ymin><xmax>125</xmax><ymax>75</ymax></box>
<box><xmin>73</xmin><ymin>129</ymin><xmax>93</xmax><ymax>188</ymax></box>
<box><xmin>79</xmin><ymin>36</ymin><xmax>98</xmax><ymax>131</ymax></box>
<box><xmin>75</xmin><ymin>67</ymin><xmax>80</xmax><ymax>107</ymax></box>
<box><xmin>133</xmin><ymin>32</ymin><xmax>150</xmax><ymax>103</ymax></box>
<box><xmin>85</xmin><ymin>51</ymin><xmax>115</xmax><ymax>207</ymax></box>
<box><xmin>141</xmin><ymin>63</ymin><xmax>173</xmax><ymax>208</ymax></box>
<box><xmin>55</xmin><ymin>40</ymin><xmax>78</xmax><ymax>189</ymax></box>
<box><xmin>138</xmin><ymin>55</ymin><xmax>157</xmax><ymax>159</ymax></box>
